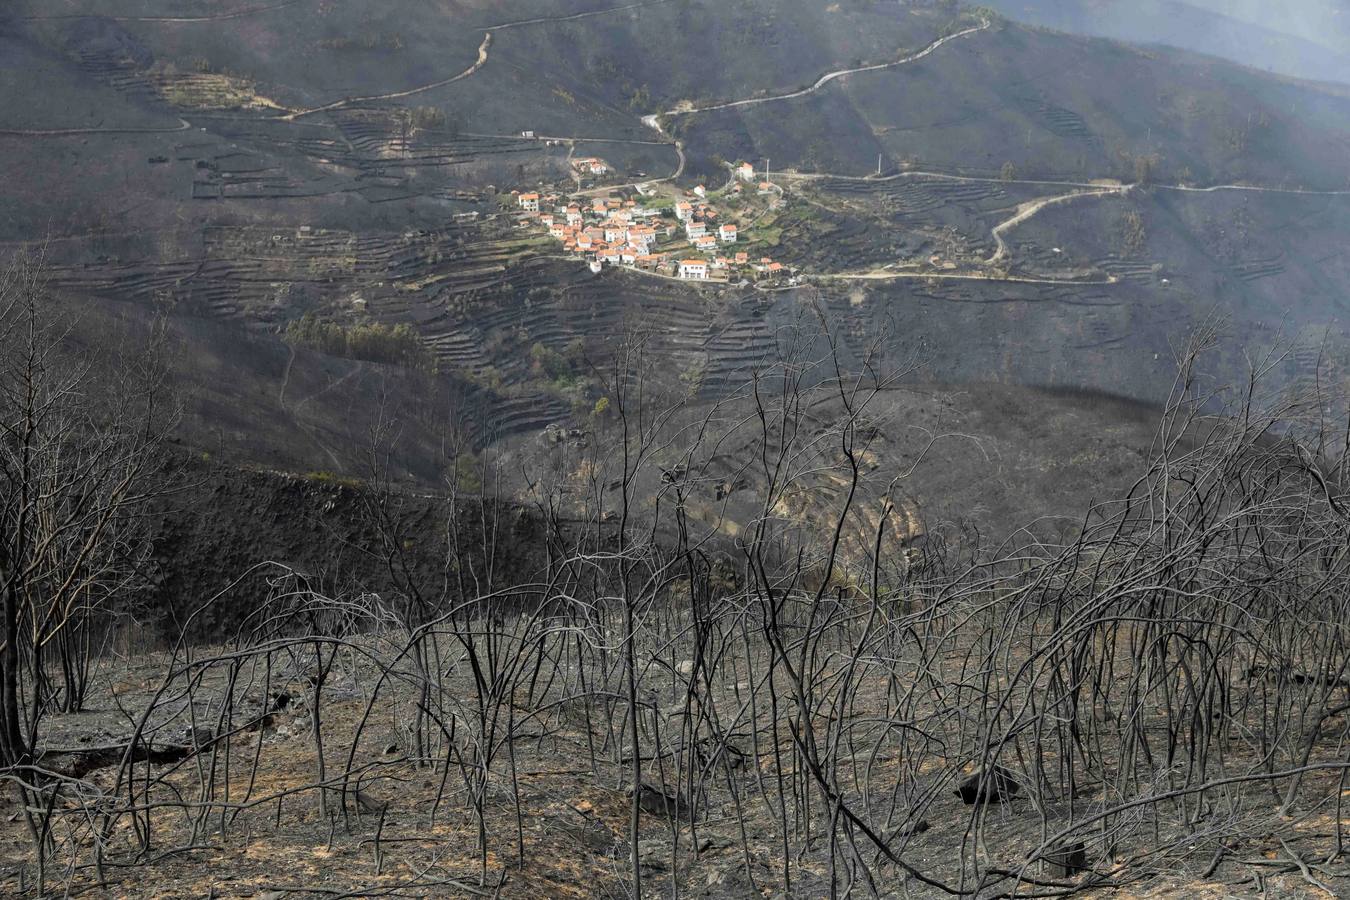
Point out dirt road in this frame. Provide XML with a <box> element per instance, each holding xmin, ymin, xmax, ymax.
<box><xmin>661</xmin><ymin>19</ymin><xmax>990</xmax><ymax>118</ymax></box>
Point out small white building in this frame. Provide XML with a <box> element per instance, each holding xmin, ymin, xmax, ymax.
<box><xmin>518</xmin><ymin>193</ymin><xmax>540</xmax><ymax>212</ymax></box>
<box><xmin>521</xmin><ymin>130</ymin><xmax>536</xmax><ymax>139</ymax></box>
<box><xmin>588</xmin><ymin>259</ymin><xmax>604</xmax><ymax>274</ymax></box>
<box><xmin>679</xmin><ymin>259</ymin><xmax>709</xmax><ymax>280</ymax></box>
<box><xmin>693</xmin><ymin>185</ymin><xmax>707</xmax><ymax>198</ymax></box>
<box><xmin>718</xmin><ymin>223</ymin><xmax>738</xmax><ymax>243</ymax></box>
<box><xmin>604</xmin><ymin>224</ymin><xmax>628</xmax><ymax>244</ymax></box>
<box><xmin>674</xmin><ymin>201</ymin><xmax>693</xmax><ymax>221</ymax></box>
<box><xmin>685</xmin><ymin>219</ymin><xmax>708</xmax><ymax>239</ymax></box>
<box><xmin>694</xmin><ymin>234</ymin><xmax>717</xmax><ymax>251</ymax></box>
<box><xmin>736</xmin><ymin>162</ymin><xmax>756</xmax><ymax>182</ymax></box>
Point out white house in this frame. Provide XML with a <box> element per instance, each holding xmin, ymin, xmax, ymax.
<box><xmin>604</xmin><ymin>224</ymin><xmax>628</xmax><ymax>244</ymax></box>
<box><xmin>718</xmin><ymin>223</ymin><xmax>738</xmax><ymax>243</ymax></box>
<box><xmin>685</xmin><ymin>219</ymin><xmax>708</xmax><ymax>239</ymax></box>
<box><xmin>565</xmin><ymin>207</ymin><xmax>584</xmax><ymax>227</ymax></box>
<box><xmin>588</xmin><ymin>259</ymin><xmax>603</xmax><ymax>273</ymax></box>
<box><xmin>679</xmin><ymin>259</ymin><xmax>709</xmax><ymax>280</ymax></box>
<box><xmin>674</xmin><ymin>201</ymin><xmax>693</xmax><ymax>221</ymax></box>
<box><xmin>693</xmin><ymin>185</ymin><xmax>707</xmax><ymax>198</ymax></box>
<box><xmin>518</xmin><ymin>193</ymin><xmax>540</xmax><ymax>212</ymax></box>
<box><xmin>694</xmin><ymin>234</ymin><xmax>717</xmax><ymax>251</ymax></box>
<box><xmin>521</xmin><ymin>130</ymin><xmax>536</xmax><ymax>139</ymax></box>
<box><xmin>736</xmin><ymin>162</ymin><xmax>756</xmax><ymax>182</ymax></box>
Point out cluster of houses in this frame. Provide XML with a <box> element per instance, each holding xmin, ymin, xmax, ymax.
<box><xmin>511</xmin><ymin>161</ymin><xmax>788</xmax><ymax>282</ymax></box>
<box><xmin>517</xmin><ymin>191</ymin><xmax>674</xmax><ymax>272</ymax></box>
<box><xmin>571</xmin><ymin>156</ymin><xmax>610</xmax><ymax>177</ymax></box>
<box><xmin>732</xmin><ymin>162</ymin><xmax>780</xmax><ymax>199</ymax></box>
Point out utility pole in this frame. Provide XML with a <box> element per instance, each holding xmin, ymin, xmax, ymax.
<box><xmin>877</xmin><ymin>153</ymin><xmax>883</xmax><ymax>177</ymax></box>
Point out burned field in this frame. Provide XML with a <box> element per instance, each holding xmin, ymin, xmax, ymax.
<box><xmin>3</xmin><ymin>328</ymin><xmax>1350</xmax><ymax>897</ymax></box>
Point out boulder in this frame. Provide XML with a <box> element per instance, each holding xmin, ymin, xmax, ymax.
<box><xmin>954</xmin><ymin>765</ymin><xmax>1020</xmax><ymax>805</ymax></box>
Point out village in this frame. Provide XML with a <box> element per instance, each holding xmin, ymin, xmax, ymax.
<box><xmin>511</xmin><ymin>157</ymin><xmax>793</xmax><ymax>284</ymax></box>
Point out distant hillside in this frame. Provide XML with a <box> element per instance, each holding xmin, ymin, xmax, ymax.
<box><xmin>985</xmin><ymin>0</ymin><xmax>1350</xmax><ymax>85</ymax></box>
<box><xmin>663</xmin><ymin>18</ymin><xmax>1350</xmax><ymax>187</ymax></box>
<box><xmin>2</xmin><ymin>0</ymin><xmax>1349</xmax><ymax>488</ymax></box>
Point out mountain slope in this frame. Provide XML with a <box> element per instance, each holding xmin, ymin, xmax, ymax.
<box><xmin>985</xmin><ymin>0</ymin><xmax>1350</xmax><ymax>85</ymax></box>
<box><xmin>1</xmin><ymin>0</ymin><xmax>1349</xmax><ymax>489</ymax></box>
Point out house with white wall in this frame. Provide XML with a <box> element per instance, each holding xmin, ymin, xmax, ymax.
<box><xmin>679</xmin><ymin>259</ymin><xmax>709</xmax><ymax>280</ymax></box>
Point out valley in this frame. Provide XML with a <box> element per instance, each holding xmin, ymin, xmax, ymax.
<box><xmin>4</xmin><ymin>3</ymin><xmax>1350</xmax><ymax>898</ymax></box>
<box><xmin>4</xmin><ymin>0</ymin><xmax>1347</xmax><ymax>522</ymax></box>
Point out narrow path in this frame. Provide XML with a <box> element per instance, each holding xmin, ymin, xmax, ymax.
<box><xmin>782</xmin><ymin>167</ymin><xmax>1350</xmax><ymax>198</ymax></box>
<box><xmin>566</xmin><ymin>140</ymin><xmax>582</xmax><ymax>192</ymax></box>
<box><xmin>22</xmin><ymin>0</ymin><xmax>307</xmax><ymax>22</ymax></box>
<box><xmin>285</xmin><ymin>0</ymin><xmax>671</xmax><ymax>121</ymax></box>
<box><xmin>488</xmin><ymin>0</ymin><xmax>672</xmax><ymax>32</ymax></box>
<box><xmin>278</xmin><ymin>343</ymin><xmax>296</xmax><ymax>409</ymax></box>
<box><xmin>462</xmin><ymin>131</ymin><xmax>669</xmax><ymax>146</ymax></box>
<box><xmin>1156</xmin><ymin>183</ymin><xmax>1350</xmax><ymax>197</ymax></box>
<box><xmin>987</xmin><ymin>187</ymin><xmax>1128</xmax><ymax>265</ymax></box>
<box><xmin>818</xmin><ymin>271</ymin><xmax>1118</xmax><ymax>286</ymax></box>
<box><xmin>638</xmin><ymin>113</ymin><xmax>684</xmax><ymax>183</ymax></box>
<box><xmin>658</xmin><ymin>18</ymin><xmax>990</xmax><ymax>119</ymax></box>
<box><xmin>786</xmin><ymin>169</ymin><xmax>1122</xmax><ymax>190</ymax></box>
<box><xmin>276</xmin><ymin>343</ymin><xmax>345</xmax><ymax>472</ymax></box>
<box><xmin>0</xmin><ymin>118</ymin><xmax>192</xmax><ymax>137</ymax></box>
<box><xmin>285</xmin><ymin>33</ymin><xmax>492</xmax><ymax>120</ymax></box>
<box><xmin>293</xmin><ymin>365</ymin><xmax>362</xmax><ymax>414</ymax></box>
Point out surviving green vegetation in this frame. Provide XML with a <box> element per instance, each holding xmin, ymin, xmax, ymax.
<box><xmin>284</xmin><ymin>314</ymin><xmax>433</xmax><ymax>370</ymax></box>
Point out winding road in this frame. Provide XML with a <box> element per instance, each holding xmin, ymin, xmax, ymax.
<box><xmin>14</xmin><ymin>0</ymin><xmax>1345</xmax><ymax>291</ymax></box>
<box><xmin>657</xmin><ymin>18</ymin><xmax>991</xmax><ymax>119</ymax></box>
<box><xmin>0</xmin><ymin>118</ymin><xmax>193</xmax><ymax>137</ymax></box>
<box><xmin>782</xmin><ymin>167</ymin><xmax>1350</xmax><ymax>198</ymax></box>
<box><xmin>1156</xmin><ymin>183</ymin><xmax>1350</xmax><ymax>197</ymax></box>
<box><xmin>987</xmin><ymin>187</ymin><xmax>1130</xmax><ymax>265</ymax></box>
<box><xmin>21</xmin><ymin>0</ymin><xmax>309</xmax><ymax>22</ymax></box>
<box><xmin>784</xmin><ymin>169</ymin><xmax>1125</xmax><ymax>190</ymax></box>
<box><xmin>488</xmin><ymin>0</ymin><xmax>672</xmax><ymax>32</ymax></box>
<box><xmin>818</xmin><ymin>270</ymin><xmax>1118</xmax><ymax>287</ymax></box>
<box><xmin>285</xmin><ymin>33</ymin><xmax>492</xmax><ymax>120</ymax></box>
<box><xmin>286</xmin><ymin>0</ymin><xmax>674</xmax><ymax>120</ymax></box>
